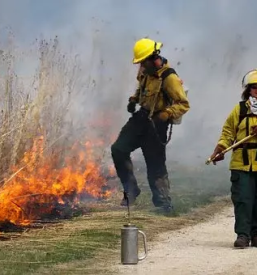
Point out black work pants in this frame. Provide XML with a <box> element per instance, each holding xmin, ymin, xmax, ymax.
<box><xmin>111</xmin><ymin>108</ymin><xmax>172</xmax><ymax>207</ymax></box>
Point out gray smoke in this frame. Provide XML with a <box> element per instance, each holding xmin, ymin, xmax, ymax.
<box><xmin>1</xmin><ymin>0</ymin><xmax>257</xmax><ymax>169</ymax></box>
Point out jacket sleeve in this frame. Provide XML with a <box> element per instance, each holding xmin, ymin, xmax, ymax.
<box><xmin>129</xmin><ymin>69</ymin><xmax>144</xmax><ymax>103</ymax></box>
<box><xmin>163</xmin><ymin>74</ymin><xmax>190</xmax><ymax>119</ymax></box>
<box><xmin>129</xmin><ymin>86</ymin><xmax>140</xmax><ymax>103</ymax></box>
<box><xmin>217</xmin><ymin>104</ymin><xmax>239</xmax><ymax>149</ymax></box>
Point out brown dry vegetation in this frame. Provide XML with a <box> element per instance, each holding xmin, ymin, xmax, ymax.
<box><xmin>0</xmin><ymin>35</ymin><xmax>83</xmax><ymax>181</ymax></box>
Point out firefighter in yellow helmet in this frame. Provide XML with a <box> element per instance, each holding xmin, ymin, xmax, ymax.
<box><xmin>111</xmin><ymin>38</ymin><xmax>190</xmax><ymax>214</ymax></box>
<box><xmin>209</xmin><ymin>69</ymin><xmax>257</xmax><ymax>248</ymax></box>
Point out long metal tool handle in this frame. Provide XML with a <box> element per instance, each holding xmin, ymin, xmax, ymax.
<box><xmin>205</xmin><ymin>134</ymin><xmax>256</xmax><ymax>165</ymax></box>
<box><xmin>124</xmin><ymin>192</ymin><xmax>130</xmax><ymax>224</ymax></box>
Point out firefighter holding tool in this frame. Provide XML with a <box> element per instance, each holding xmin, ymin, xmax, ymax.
<box><xmin>208</xmin><ymin>69</ymin><xmax>257</xmax><ymax>248</ymax></box>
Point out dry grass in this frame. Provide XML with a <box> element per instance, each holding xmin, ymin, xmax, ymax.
<box><xmin>0</xmin><ymin>33</ymin><xmax>83</xmax><ymax>183</ymax></box>
<box><xmin>0</xmin><ymin>194</ymin><xmax>231</xmax><ymax>275</ymax></box>
<box><xmin>30</xmin><ymin>196</ymin><xmax>230</xmax><ymax>275</ymax></box>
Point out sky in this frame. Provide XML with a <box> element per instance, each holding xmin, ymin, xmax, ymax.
<box><xmin>1</xmin><ymin>0</ymin><xmax>257</xmax><ymax>167</ymax></box>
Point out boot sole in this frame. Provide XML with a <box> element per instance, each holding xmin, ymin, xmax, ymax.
<box><xmin>234</xmin><ymin>243</ymin><xmax>249</xmax><ymax>249</ymax></box>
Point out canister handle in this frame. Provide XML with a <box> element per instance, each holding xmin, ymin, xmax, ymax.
<box><xmin>138</xmin><ymin>230</ymin><xmax>147</xmax><ymax>261</ymax></box>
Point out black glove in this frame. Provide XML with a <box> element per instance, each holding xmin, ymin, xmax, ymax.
<box><xmin>127</xmin><ymin>101</ymin><xmax>136</xmax><ymax>113</ymax></box>
<box><xmin>210</xmin><ymin>144</ymin><xmax>225</xmax><ymax>165</ymax></box>
<box><xmin>251</xmin><ymin>125</ymin><xmax>257</xmax><ymax>135</ymax></box>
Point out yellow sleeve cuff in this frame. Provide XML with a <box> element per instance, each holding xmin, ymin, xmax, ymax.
<box><xmin>218</xmin><ymin>141</ymin><xmax>229</xmax><ymax>149</ymax></box>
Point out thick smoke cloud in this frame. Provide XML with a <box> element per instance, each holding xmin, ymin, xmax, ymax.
<box><xmin>1</xmin><ymin>0</ymin><xmax>257</xmax><ymax>167</ymax></box>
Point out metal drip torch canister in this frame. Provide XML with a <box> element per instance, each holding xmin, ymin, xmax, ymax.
<box><xmin>121</xmin><ymin>192</ymin><xmax>147</xmax><ymax>265</ymax></box>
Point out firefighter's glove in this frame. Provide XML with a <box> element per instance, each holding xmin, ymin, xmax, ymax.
<box><xmin>127</xmin><ymin>101</ymin><xmax>136</xmax><ymax>113</ymax></box>
<box><xmin>210</xmin><ymin>144</ymin><xmax>226</xmax><ymax>165</ymax></box>
<box><xmin>251</xmin><ymin>126</ymin><xmax>257</xmax><ymax>135</ymax></box>
<box><xmin>158</xmin><ymin>111</ymin><xmax>170</xmax><ymax>122</ymax></box>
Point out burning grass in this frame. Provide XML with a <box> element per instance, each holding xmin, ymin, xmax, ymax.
<box><xmin>0</xmin><ymin>135</ymin><xmax>114</xmax><ymax>226</ymax></box>
<box><xmin>0</xmin><ymin>34</ymin><xmax>116</xmax><ymax>227</ymax></box>
<box><xmin>0</xmin><ymin>149</ymin><xmax>231</xmax><ymax>275</ymax></box>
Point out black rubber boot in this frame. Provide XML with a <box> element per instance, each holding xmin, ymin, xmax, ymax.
<box><xmin>234</xmin><ymin>235</ymin><xmax>249</xmax><ymax>249</ymax></box>
<box><xmin>251</xmin><ymin>236</ymin><xmax>257</xmax><ymax>247</ymax></box>
<box><xmin>120</xmin><ymin>188</ymin><xmax>141</xmax><ymax>207</ymax></box>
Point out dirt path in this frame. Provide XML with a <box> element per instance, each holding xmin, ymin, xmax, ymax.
<box><xmin>115</xmin><ymin>206</ymin><xmax>257</xmax><ymax>275</ymax></box>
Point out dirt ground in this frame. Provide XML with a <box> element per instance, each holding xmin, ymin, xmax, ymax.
<box><xmin>114</xmin><ymin>206</ymin><xmax>257</xmax><ymax>275</ymax></box>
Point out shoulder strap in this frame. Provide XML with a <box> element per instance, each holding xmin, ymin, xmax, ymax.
<box><xmin>161</xmin><ymin>67</ymin><xmax>177</xmax><ymax>81</ymax></box>
<box><xmin>238</xmin><ymin>101</ymin><xmax>250</xmax><ymax>165</ymax></box>
<box><xmin>160</xmin><ymin>67</ymin><xmax>177</xmax><ymax>105</ymax></box>
<box><xmin>239</xmin><ymin>100</ymin><xmax>248</xmax><ymax>126</ymax></box>
<box><xmin>236</xmin><ymin>100</ymin><xmax>250</xmax><ymax>136</ymax></box>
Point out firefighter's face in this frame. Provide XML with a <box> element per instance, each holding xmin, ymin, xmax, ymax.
<box><xmin>140</xmin><ymin>56</ymin><xmax>161</xmax><ymax>76</ymax></box>
<box><xmin>141</xmin><ymin>58</ymin><xmax>154</xmax><ymax>69</ymax></box>
<box><xmin>250</xmin><ymin>85</ymin><xmax>257</xmax><ymax>98</ymax></box>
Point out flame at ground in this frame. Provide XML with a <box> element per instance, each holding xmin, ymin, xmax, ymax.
<box><xmin>0</xmin><ymin>136</ymin><xmax>115</xmax><ymax>225</ymax></box>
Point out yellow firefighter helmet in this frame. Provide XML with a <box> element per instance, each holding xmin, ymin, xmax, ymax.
<box><xmin>133</xmin><ymin>38</ymin><xmax>163</xmax><ymax>64</ymax></box>
<box><xmin>242</xmin><ymin>69</ymin><xmax>257</xmax><ymax>88</ymax></box>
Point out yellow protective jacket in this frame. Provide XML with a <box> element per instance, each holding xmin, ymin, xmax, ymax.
<box><xmin>130</xmin><ymin>63</ymin><xmax>190</xmax><ymax>120</ymax></box>
<box><xmin>218</xmin><ymin>100</ymin><xmax>257</xmax><ymax>171</ymax></box>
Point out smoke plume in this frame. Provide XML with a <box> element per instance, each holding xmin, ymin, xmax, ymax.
<box><xmin>1</xmin><ymin>0</ymin><xmax>257</xmax><ymax>169</ymax></box>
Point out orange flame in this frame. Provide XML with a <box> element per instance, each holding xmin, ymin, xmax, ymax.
<box><xmin>0</xmin><ymin>135</ymin><xmax>114</xmax><ymax>225</ymax></box>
